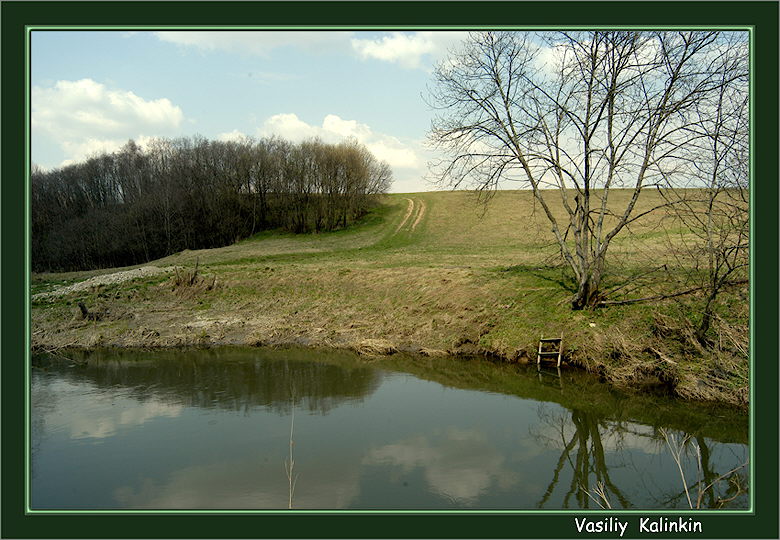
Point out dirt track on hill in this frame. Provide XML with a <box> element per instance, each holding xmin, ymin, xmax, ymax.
<box><xmin>393</xmin><ymin>198</ymin><xmax>426</xmax><ymax>235</ymax></box>
<box><xmin>411</xmin><ymin>199</ymin><xmax>426</xmax><ymax>230</ymax></box>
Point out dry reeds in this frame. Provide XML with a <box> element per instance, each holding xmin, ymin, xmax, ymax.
<box><xmin>580</xmin><ymin>482</ymin><xmax>613</xmax><ymax>509</ymax></box>
<box><xmin>171</xmin><ymin>258</ymin><xmax>218</xmax><ymax>297</ymax></box>
<box><xmin>353</xmin><ymin>338</ymin><xmax>398</xmax><ymax>356</ymax></box>
<box><xmin>660</xmin><ymin>428</ymin><xmax>748</xmax><ymax>509</ymax></box>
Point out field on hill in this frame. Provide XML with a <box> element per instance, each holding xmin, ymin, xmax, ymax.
<box><xmin>31</xmin><ymin>189</ymin><xmax>749</xmax><ymax>406</ymax></box>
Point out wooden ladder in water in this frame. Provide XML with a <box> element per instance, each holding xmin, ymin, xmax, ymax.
<box><xmin>537</xmin><ymin>334</ymin><xmax>563</xmax><ymax>367</ymax></box>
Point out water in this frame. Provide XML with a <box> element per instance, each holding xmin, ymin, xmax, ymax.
<box><xmin>31</xmin><ymin>347</ymin><xmax>748</xmax><ymax>510</ymax></box>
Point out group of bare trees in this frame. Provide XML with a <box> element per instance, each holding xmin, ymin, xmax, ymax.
<box><xmin>429</xmin><ymin>30</ymin><xmax>749</xmax><ymax>313</ymax></box>
<box><xmin>32</xmin><ymin>136</ymin><xmax>391</xmax><ymax>272</ymax></box>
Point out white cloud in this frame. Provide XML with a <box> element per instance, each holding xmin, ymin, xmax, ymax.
<box><xmin>216</xmin><ymin>129</ymin><xmax>251</xmax><ymax>143</ymax></box>
<box><xmin>33</xmin><ymin>78</ymin><xmax>182</xmax><ymax>137</ymax></box>
<box><xmin>154</xmin><ymin>30</ymin><xmax>463</xmax><ymax>69</ymax></box>
<box><xmin>155</xmin><ymin>30</ymin><xmax>465</xmax><ymax>70</ymax></box>
<box><xmin>351</xmin><ymin>31</ymin><xmax>464</xmax><ymax>69</ymax></box>
<box><xmin>260</xmin><ymin>113</ymin><xmax>421</xmax><ymax>170</ymax></box>
<box><xmin>365</xmin><ymin>141</ymin><xmax>419</xmax><ymax>169</ymax></box>
<box><xmin>58</xmin><ymin>138</ymin><xmax>127</xmax><ymax>167</ymax></box>
<box><xmin>262</xmin><ymin>112</ymin><xmax>320</xmax><ymax>141</ymax></box>
<box><xmin>155</xmin><ymin>31</ymin><xmax>353</xmax><ymax>57</ymax></box>
<box><xmin>322</xmin><ymin>115</ymin><xmax>372</xmax><ymax>140</ymax></box>
<box><xmin>32</xmin><ymin>78</ymin><xmax>184</xmax><ymax>166</ymax></box>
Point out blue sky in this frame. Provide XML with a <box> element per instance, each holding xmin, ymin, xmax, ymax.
<box><xmin>31</xmin><ymin>30</ymin><xmax>470</xmax><ymax>193</ymax></box>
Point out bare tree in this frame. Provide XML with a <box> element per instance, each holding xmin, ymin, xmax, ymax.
<box><xmin>428</xmin><ymin>31</ymin><xmax>749</xmax><ymax>309</ymax></box>
<box><xmin>660</xmin><ymin>36</ymin><xmax>749</xmax><ymax>345</ymax></box>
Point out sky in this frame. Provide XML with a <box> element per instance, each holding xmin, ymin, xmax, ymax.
<box><xmin>31</xmin><ymin>30</ymin><xmax>471</xmax><ymax>193</ymax></box>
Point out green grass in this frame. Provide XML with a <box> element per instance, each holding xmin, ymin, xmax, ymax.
<box><xmin>31</xmin><ymin>189</ymin><xmax>749</xmax><ymax>406</ymax></box>
<box><xmin>31</xmin><ymin>276</ymin><xmax>81</xmax><ymax>295</ymax></box>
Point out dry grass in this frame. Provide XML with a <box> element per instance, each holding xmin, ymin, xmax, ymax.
<box><xmin>170</xmin><ymin>260</ymin><xmax>218</xmax><ymax>298</ymax></box>
<box><xmin>352</xmin><ymin>339</ymin><xmax>398</xmax><ymax>356</ymax></box>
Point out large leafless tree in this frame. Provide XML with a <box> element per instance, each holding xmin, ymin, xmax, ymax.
<box><xmin>428</xmin><ymin>31</ymin><xmax>749</xmax><ymax>309</ymax></box>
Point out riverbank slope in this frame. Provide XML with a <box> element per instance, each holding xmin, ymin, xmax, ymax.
<box><xmin>32</xmin><ymin>190</ymin><xmax>749</xmax><ymax>406</ymax></box>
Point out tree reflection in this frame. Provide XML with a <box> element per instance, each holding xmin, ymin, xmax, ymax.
<box><xmin>33</xmin><ymin>348</ymin><xmax>382</xmax><ymax>415</ymax></box>
<box><xmin>535</xmin><ymin>408</ymin><xmax>630</xmax><ymax>509</ymax></box>
<box><xmin>533</xmin><ymin>404</ymin><xmax>749</xmax><ymax>509</ymax></box>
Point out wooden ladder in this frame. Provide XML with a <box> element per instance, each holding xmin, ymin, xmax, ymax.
<box><xmin>537</xmin><ymin>335</ymin><xmax>563</xmax><ymax>367</ymax></box>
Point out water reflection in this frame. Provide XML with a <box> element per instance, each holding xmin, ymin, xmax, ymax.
<box><xmin>535</xmin><ymin>408</ymin><xmax>632</xmax><ymax>509</ymax></box>
<box><xmin>31</xmin><ymin>347</ymin><xmax>749</xmax><ymax>510</ymax></box>
<box><xmin>533</xmin><ymin>406</ymin><xmax>748</xmax><ymax>510</ymax></box>
<box><xmin>111</xmin><ymin>450</ymin><xmax>366</xmax><ymax>509</ymax></box>
<box><xmin>35</xmin><ymin>347</ymin><xmax>382</xmax><ymax>415</ymax></box>
<box><xmin>655</xmin><ymin>433</ymin><xmax>749</xmax><ymax>509</ymax></box>
<box><xmin>364</xmin><ymin>428</ymin><xmax>519</xmax><ymax>506</ymax></box>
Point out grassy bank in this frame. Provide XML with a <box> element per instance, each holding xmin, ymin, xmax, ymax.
<box><xmin>31</xmin><ymin>190</ymin><xmax>749</xmax><ymax>406</ymax></box>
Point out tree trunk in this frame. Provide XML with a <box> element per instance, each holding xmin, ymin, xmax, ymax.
<box><xmin>571</xmin><ymin>257</ymin><xmax>604</xmax><ymax>310</ymax></box>
<box><xmin>572</xmin><ymin>276</ymin><xmax>596</xmax><ymax>310</ymax></box>
<box><xmin>695</xmin><ymin>291</ymin><xmax>718</xmax><ymax>345</ymax></box>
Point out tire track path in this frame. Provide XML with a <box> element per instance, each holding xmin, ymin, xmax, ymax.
<box><xmin>411</xmin><ymin>199</ymin><xmax>426</xmax><ymax>231</ymax></box>
<box><xmin>394</xmin><ymin>198</ymin><xmax>415</xmax><ymax>234</ymax></box>
<box><xmin>392</xmin><ymin>197</ymin><xmax>427</xmax><ymax>237</ymax></box>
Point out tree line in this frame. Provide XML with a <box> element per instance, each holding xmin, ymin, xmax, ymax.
<box><xmin>32</xmin><ymin>135</ymin><xmax>392</xmax><ymax>272</ymax></box>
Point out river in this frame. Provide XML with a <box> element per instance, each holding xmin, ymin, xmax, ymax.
<box><xmin>31</xmin><ymin>347</ymin><xmax>748</xmax><ymax>510</ymax></box>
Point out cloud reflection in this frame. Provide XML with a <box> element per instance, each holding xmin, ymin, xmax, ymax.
<box><xmin>42</xmin><ymin>381</ymin><xmax>184</xmax><ymax>440</ymax></box>
<box><xmin>364</xmin><ymin>428</ymin><xmax>519</xmax><ymax>505</ymax></box>
<box><xmin>113</xmin><ymin>454</ymin><xmax>362</xmax><ymax>509</ymax></box>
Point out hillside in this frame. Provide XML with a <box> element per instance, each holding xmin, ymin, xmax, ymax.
<box><xmin>31</xmin><ymin>190</ymin><xmax>749</xmax><ymax>406</ymax></box>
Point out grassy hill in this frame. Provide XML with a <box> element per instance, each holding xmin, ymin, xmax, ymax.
<box><xmin>31</xmin><ymin>190</ymin><xmax>749</xmax><ymax>406</ymax></box>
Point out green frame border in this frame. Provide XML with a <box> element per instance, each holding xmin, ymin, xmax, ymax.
<box><xmin>3</xmin><ymin>2</ymin><xmax>777</xmax><ymax>538</ymax></box>
<box><xmin>18</xmin><ymin>24</ymin><xmax>759</xmax><ymax>520</ymax></box>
